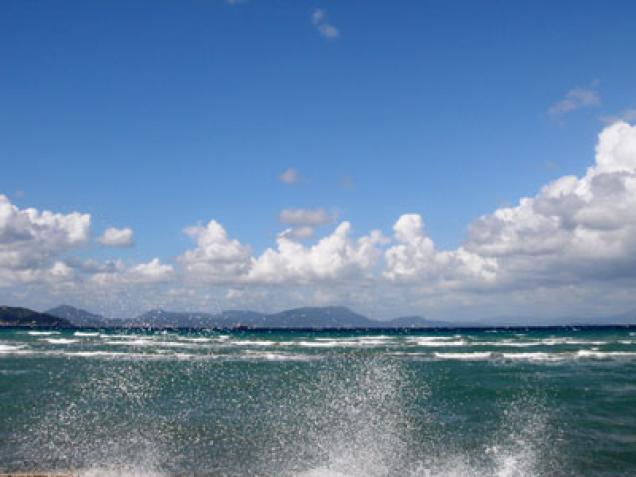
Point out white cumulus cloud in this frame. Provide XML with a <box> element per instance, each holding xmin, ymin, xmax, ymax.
<box><xmin>4</xmin><ymin>121</ymin><xmax>636</xmax><ymax>320</ymax></box>
<box><xmin>464</xmin><ymin>121</ymin><xmax>636</xmax><ymax>287</ymax></box>
<box><xmin>179</xmin><ymin>220</ymin><xmax>252</xmax><ymax>283</ymax></box>
<box><xmin>178</xmin><ymin>219</ymin><xmax>387</xmax><ymax>286</ymax></box>
<box><xmin>384</xmin><ymin>214</ymin><xmax>498</xmax><ymax>287</ymax></box>
<box><xmin>249</xmin><ymin>222</ymin><xmax>387</xmax><ymax>284</ymax></box>
<box><xmin>175</xmin><ymin>121</ymin><xmax>636</xmax><ymax>314</ymax></box>
<box><xmin>0</xmin><ymin>195</ymin><xmax>90</xmax><ymax>286</ymax></box>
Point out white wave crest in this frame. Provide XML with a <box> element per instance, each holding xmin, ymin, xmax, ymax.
<box><xmin>43</xmin><ymin>338</ymin><xmax>79</xmax><ymax>344</ymax></box>
<box><xmin>230</xmin><ymin>340</ymin><xmax>278</xmax><ymax>346</ymax></box>
<box><xmin>100</xmin><ymin>334</ymin><xmax>146</xmax><ymax>339</ymax></box>
<box><xmin>0</xmin><ymin>343</ymin><xmax>27</xmax><ymax>353</ymax></box>
<box><xmin>411</xmin><ymin>340</ymin><xmax>468</xmax><ymax>347</ymax></box>
<box><xmin>575</xmin><ymin>350</ymin><xmax>636</xmax><ymax>359</ymax></box>
<box><xmin>240</xmin><ymin>350</ymin><xmax>321</xmax><ymax>361</ymax></box>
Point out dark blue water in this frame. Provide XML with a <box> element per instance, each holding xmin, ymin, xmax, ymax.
<box><xmin>1</xmin><ymin>327</ymin><xmax>635</xmax><ymax>476</ymax></box>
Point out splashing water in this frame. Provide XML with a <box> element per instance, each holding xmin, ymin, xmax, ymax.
<box><xmin>291</xmin><ymin>357</ymin><xmax>555</xmax><ymax>477</ymax></box>
<box><xmin>4</xmin><ymin>327</ymin><xmax>633</xmax><ymax>475</ymax></box>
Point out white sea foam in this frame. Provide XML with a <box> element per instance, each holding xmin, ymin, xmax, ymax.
<box><xmin>63</xmin><ymin>351</ymin><xmax>216</xmax><ymax>361</ymax></box>
<box><xmin>468</xmin><ymin>339</ymin><xmax>607</xmax><ymax>347</ymax></box>
<box><xmin>26</xmin><ymin>330</ymin><xmax>60</xmax><ymax>335</ymax></box>
<box><xmin>0</xmin><ymin>343</ymin><xmax>27</xmax><ymax>352</ymax></box>
<box><xmin>104</xmin><ymin>339</ymin><xmax>155</xmax><ymax>346</ymax></box>
<box><xmin>314</xmin><ymin>335</ymin><xmax>394</xmax><ymax>342</ymax></box>
<box><xmin>540</xmin><ymin>338</ymin><xmax>608</xmax><ymax>346</ymax></box>
<box><xmin>62</xmin><ymin>351</ymin><xmax>316</xmax><ymax>362</ymax></box>
<box><xmin>239</xmin><ymin>351</ymin><xmax>319</xmax><ymax>361</ymax></box>
<box><xmin>52</xmin><ymin>349</ymin><xmax>321</xmax><ymax>362</ymax></box>
<box><xmin>178</xmin><ymin>337</ymin><xmax>212</xmax><ymax>342</ymax></box>
<box><xmin>103</xmin><ymin>339</ymin><xmax>195</xmax><ymax>348</ymax></box>
<box><xmin>100</xmin><ymin>333</ymin><xmax>146</xmax><ymax>339</ymax></box>
<box><xmin>230</xmin><ymin>340</ymin><xmax>278</xmax><ymax>346</ymax></box>
<box><xmin>357</xmin><ymin>337</ymin><xmax>392</xmax><ymax>346</ymax></box>
<box><xmin>433</xmin><ymin>352</ymin><xmax>494</xmax><ymax>360</ymax></box>
<box><xmin>411</xmin><ymin>339</ymin><xmax>468</xmax><ymax>347</ymax></box>
<box><xmin>66</xmin><ymin>351</ymin><xmax>131</xmax><ymax>358</ymax></box>
<box><xmin>286</xmin><ymin>340</ymin><xmax>360</xmax><ymax>347</ymax></box>
<box><xmin>274</xmin><ymin>338</ymin><xmax>396</xmax><ymax>348</ymax></box>
<box><xmin>354</xmin><ymin>335</ymin><xmax>395</xmax><ymax>342</ymax></box>
<box><xmin>0</xmin><ymin>348</ymin><xmax>213</xmax><ymax>361</ymax></box>
<box><xmin>43</xmin><ymin>338</ymin><xmax>79</xmax><ymax>344</ymax></box>
<box><xmin>174</xmin><ymin>352</ymin><xmax>218</xmax><ymax>360</ymax></box>
<box><xmin>74</xmin><ymin>331</ymin><xmax>100</xmax><ymax>337</ymax></box>
<box><xmin>154</xmin><ymin>341</ymin><xmax>193</xmax><ymax>348</ymax></box>
<box><xmin>474</xmin><ymin>340</ymin><xmax>545</xmax><ymax>347</ymax></box>
<box><xmin>451</xmin><ymin>338</ymin><xmax>610</xmax><ymax>348</ymax></box>
<box><xmin>575</xmin><ymin>350</ymin><xmax>636</xmax><ymax>359</ymax></box>
<box><xmin>501</xmin><ymin>352</ymin><xmax>565</xmax><ymax>362</ymax></box>
<box><xmin>405</xmin><ymin>336</ymin><xmax>459</xmax><ymax>342</ymax></box>
<box><xmin>432</xmin><ymin>351</ymin><xmax>568</xmax><ymax>362</ymax></box>
<box><xmin>431</xmin><ymin>350</ymin><xmax>636</xmax><ymax>362</ymax></box>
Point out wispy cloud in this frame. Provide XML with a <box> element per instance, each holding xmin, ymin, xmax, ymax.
<box><xmin>279</xmin><ymin>208</ymin><xmax>334</xmax><ymax>226</ymax></box>
<box><xmin>279</xmin><ymin>168</ymin><xmax>300</xmax><ymax>184</ymax></box>
<box><xmin>280</xmin><ymin>225</ymin><xmax>315</xmax><ymax>240</ymax></box>
<box><xmin>278</xmin><ymin>207</ymin><xmax>335</xmax><ymax>240</ymax></box>
<box><xmin>601</xmin><ymin>108</ymin><xmax>636</xmax><ymax>124</ymax></box>
<box><xmin>548</xmin><ymin>84</ymin><xmax>601</xmax><ymax>118</ymax></box>
<box><xmin>312</xmin><ymin>9</ymin><xmax>339</xmax><ymax>39</ymax></box>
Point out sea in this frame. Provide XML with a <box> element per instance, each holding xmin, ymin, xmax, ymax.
<box><xmin>1</xmin><ymin>326</ymin><xmax>635</xmax><ymax>476</ymax></box>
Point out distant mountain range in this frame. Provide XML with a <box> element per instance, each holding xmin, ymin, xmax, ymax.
<box><xmin>43</xmin><ymin>305</ymin><xmax>455</xmax><ymax>329</ymax></box>
<box><xmin>0</xmin><ymin>306</ymin><xmax>73</xmax><ymax>328</ymax></box>
<box><xmin>0</xmin><ymin>303</ymin><xmax>633</xmax><ymax>329</ymax></box>
<box><xmin>45</xmin><ymin>305</ymin><xmax>106</xmax><ymax>327</ymax></box>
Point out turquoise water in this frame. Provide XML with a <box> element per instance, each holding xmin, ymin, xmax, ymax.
<box><xmin>1</xmin><ymin>326</ymin><xmax>635</xmax><ymax>476</ymax></box>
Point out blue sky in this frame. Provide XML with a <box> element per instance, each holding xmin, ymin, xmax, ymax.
<box><xmin>2</xmin><ymin>1</ymin><xmax>636</xmax><ymax>319</ymax></box>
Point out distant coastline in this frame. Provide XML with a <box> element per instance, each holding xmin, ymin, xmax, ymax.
<box><xmin>2</xmin><ymin>304</ymin><xmax>635</xmax><ymax>330</ymax></box>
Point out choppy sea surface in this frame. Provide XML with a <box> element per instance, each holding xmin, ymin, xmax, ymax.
<box><xmin>1</xmin><ymin>326</ymin><xmax>636</xmax><ymax>476</ymax></box>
